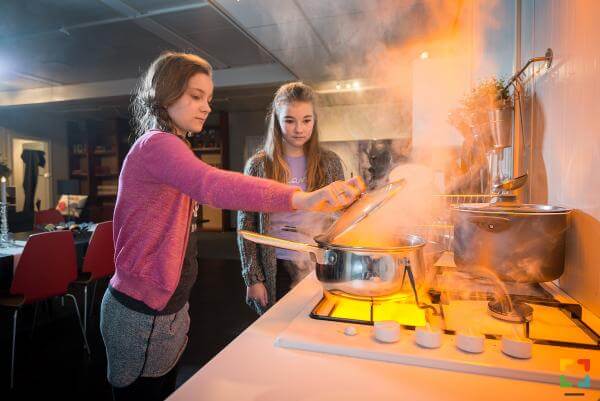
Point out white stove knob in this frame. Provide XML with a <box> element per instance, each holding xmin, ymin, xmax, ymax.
<box><xmin>374</xmin><ymin>321</ymin><xmax>401</xmax><ymax>343</ymax></box>
<box><xmin>456</xmin><ymin>332</ymin><xmax>485</xmax><ymax>354</ymax></box>
<box><xmin>415</xmin><ymin>326</ymin><xmax>442</xmax><ymax>349</ymax></box>
<box><xmin>344</xmin><ymin>326</ymin><xmax>358</xmax><ymax>336</ymax></box>
<box><xmin>501</xmin><ymin>336</ymin><xmax>532</xmax><ymax>359</ymax></box>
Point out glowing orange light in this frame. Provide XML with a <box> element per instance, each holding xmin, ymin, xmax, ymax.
<box><xmin>374</xmin><ymin>302</ymin><xmax>427</xmax><ymax>327</ymax></box>
<box><xmin>330</xmin><ymin>298</ymin><xmax>372</xmax><ymax>321</ymax></box>
<box><xmin>323</xmin><ymin>292</ymin><xmax>427</xmax><ymax>327</ymax></box>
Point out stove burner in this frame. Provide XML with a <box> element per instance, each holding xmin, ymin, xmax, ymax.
<box><xmin>488</xmin><ymin>299</ymin><xmax>533</xmax><ymax>323</ymax></box>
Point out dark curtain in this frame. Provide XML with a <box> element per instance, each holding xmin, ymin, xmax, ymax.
<box><xmin>21</xmin><ymin>149</ymin><xmax>46</xmax><ymax>213</ymax></box>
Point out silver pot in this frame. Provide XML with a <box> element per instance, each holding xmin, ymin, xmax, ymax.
<box><xmin>452</xmin><ymin>203</ymin><xmax>571</xmax><ymax>283</ymax></box>
<box><xmin>238</xmin><ymin>230</ymin><xmax>426</xmax><ymax>298</ymax></box>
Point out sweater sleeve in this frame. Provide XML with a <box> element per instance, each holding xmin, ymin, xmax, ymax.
<box><xmin>139</xmin><ymin>132</ymin><xmax>297</xmax><ymax>212</ymax></box>
<box><xmin>237</xmin><ymin>155</ymin><xmax>266</xmax><ymax>286</ymax></box>
<box><xmin>328</xmin><ymin>151</ymin><xmax>346</xmax><ymax>181</ymax></box>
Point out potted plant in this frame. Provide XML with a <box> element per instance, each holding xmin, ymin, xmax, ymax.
<box><xmin>450</xmin><ymin>77</ymin><xmax>513</xmax><ymax>150</ymax></box>
<box><xmin>462</xmin><ymin>77</ymin><xmax>511</xmax><ymax>119</ymax></box>
<box><xmin>483</xmin><ymin>77</ymin><xmax>514</xmax><ymax>150</ymax></box>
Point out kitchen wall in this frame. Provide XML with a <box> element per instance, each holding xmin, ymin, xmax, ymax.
<box><xmin>228</xmin><ymin>110</ymin><xmax>268</xmax><ymax>227</ymax></box>
<box><xmin>520</xmin><ymin>0</ymin><xmax>600</xmax><ymax>316</ymax></box>
<box><xmin>228</xmin><ymin>110</ymin><xmax>267</xmax><ymax>174</ymax></box>
<box><xmin>319</xmin><ymin>103</ymin><xmax>411</xmax><ymax>143</ymax></box>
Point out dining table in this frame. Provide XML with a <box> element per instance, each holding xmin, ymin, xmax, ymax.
<box><xmin>0</xmin><ymin>229</ymin><xmax>94</xmax><ymax>291</ymax></box>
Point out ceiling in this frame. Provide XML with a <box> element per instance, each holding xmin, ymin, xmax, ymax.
<box><xmin>0</xmin><ymin>0</ymin><xmax>461</xmax><ymax>112</ymax></box>
<box><xmin>0</xmin><ymin>0</ymin><xmax>279</xmax><ymax>90</ymax></box>
<box><xmin>213</xmin><ymin>0</ymin><xmax>437</xmax><ymax>80</ymax></box>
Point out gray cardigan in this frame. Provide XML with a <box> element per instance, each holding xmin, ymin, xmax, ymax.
<box><xmin>237</xmin><ymin>150</ymin><xmax>345</xmax><ymax>314</ymax></box>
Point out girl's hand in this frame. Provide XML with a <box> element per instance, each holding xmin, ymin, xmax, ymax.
<box><xmin>292</xmin><ymin>176</ymin><xmax>365</xmax><ymax>212</ymax></box>
<box><xmin>247</xmin><ymin>282</ymin><xmax>268</xmax><ymax>307</ymax></box>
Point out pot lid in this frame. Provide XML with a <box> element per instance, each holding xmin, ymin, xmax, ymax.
<box><xmin>454</xmin><ymin>203</ymin><xmax>571</xmax><ymax>215</ymax></box>
<box><xmin>316</xmin><ymin>178</ymin><xmax>406</xmax><ymax>244</ymax></box>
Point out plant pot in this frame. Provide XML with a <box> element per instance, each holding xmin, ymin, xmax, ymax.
<box><xmin>488</xmin><ymin>107</ymin><xmax>513</xmax><ymax>149</ymax></box>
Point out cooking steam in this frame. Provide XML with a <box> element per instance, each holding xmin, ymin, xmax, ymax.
<box><xmin>258</xmin><ymin>1</ymin><xmax>534</xmax><ymax>305</ymax></box>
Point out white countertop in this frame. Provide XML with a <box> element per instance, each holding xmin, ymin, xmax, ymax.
<box><xmin>168</xmin><ymin>274</ymin><xmax>600</xmax><ymax>401</ymax></box>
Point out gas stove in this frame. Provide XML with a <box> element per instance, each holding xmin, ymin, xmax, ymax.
<box><xmin>310</xmin><ymin>271</ymin><xmax>600</xmax><ymax>350</ymax></box>
<box><xmin>275</xmin><ymin>256</ymin><xmax>600</xmax><ymax>390</ymax></box>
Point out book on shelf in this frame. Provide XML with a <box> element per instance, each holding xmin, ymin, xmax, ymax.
<box><xmin>95</xmin><ymin>165</ymin><xmax>114</xmax><ymax>174</ymax></box>
<box><xmin>97</xmin><ymin>184</ymin><xmax>118</xmax><ymax>196</ymax></box>
<box><xmin>94</xmin><ymin>145</ymin><xmax>115</xmax><ymax>153</ymax></box>
<box><xmin>72</xmin><ymin>144</ymin><xmax>88</xmax><ymax>154</ymax></box>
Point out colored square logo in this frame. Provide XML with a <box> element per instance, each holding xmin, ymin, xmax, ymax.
<box><xmin>559</xmin><ymin>358</ymin><xmax>591</xmax><ymax>389</ymax></box>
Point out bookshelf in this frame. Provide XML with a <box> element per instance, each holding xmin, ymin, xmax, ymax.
<box><xmin>189</xmin><ymin>112</ymin><xmax>230</xmax><ymax>231</ymax></box>
<box><xmin>67</xmin><ymin>113</ymin><xmax>230</xmax><ymax>230</ymax></box>
<box><xmin>67</xmin><ymin>118</ymin><xmax>130</xmax><ymax>221</ymax></box>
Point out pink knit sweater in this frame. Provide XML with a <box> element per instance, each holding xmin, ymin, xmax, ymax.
<box><xmin>110</xmin><ymin>130</ymin><xmax>297</xmax><ymax>310</ymax></box>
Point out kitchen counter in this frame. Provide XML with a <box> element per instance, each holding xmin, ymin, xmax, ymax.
<box><xmin>168</xmin><ymin>273</ymin><xmax>600</xmax><ymax>401</ymax></box>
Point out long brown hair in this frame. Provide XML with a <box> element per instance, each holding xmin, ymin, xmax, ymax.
<box><xmin>263</xmin><ymin>82</ymin><xmax>326</xmax><ymax>191</ymax></box>
<box><xmin>131</xmin><ymin>51</ymin><xmax>212</xmax><ymax>139</ymax></box>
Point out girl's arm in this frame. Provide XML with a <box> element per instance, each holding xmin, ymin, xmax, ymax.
<box><xmin>140</xmin><ymin>133</ymin><xmax>296</xmax><ymax>213</ymax></box>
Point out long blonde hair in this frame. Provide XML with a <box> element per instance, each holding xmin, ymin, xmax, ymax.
<box><xmin>131</xmin><ymin>51</ymin><xmax>212</xmax><ymax>139</ymax></box>
<box><xmin>263</xmin><ymin>82</ymin><xmax>326</xmax><ymax>191</ymax></box>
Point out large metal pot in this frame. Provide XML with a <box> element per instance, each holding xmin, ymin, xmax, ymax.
<box><xmin>452</xmin><ymin>203</ymin><xmax>571</xmax><ymax>283</ymax></box>
<box><xmin>239</xmin><ymin>230</ymin><xmax>426</xmax><ymax>298</ymax></box>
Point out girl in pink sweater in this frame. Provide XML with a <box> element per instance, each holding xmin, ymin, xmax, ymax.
<box><xmin>100</xmin><ymin>52</ymin><xmax>363</xmax><ymax>401</ymax></box>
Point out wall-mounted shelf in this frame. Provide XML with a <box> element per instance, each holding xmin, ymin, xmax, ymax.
<box><xmin>192</xmin><ymin>147</ymin><xmax>222</xmax><ymax>153</ymax></box>
<box><xmin>93</xmin><ymin>151</ymin><xmax>117</xmax><ymax>156</ymax></box>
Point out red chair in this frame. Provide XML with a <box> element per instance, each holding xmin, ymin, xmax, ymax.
<box><xmin>0</xmin><ymin>231</ymin><xmax>90</xmax><ymax>389</ymax></box>
<box><xmin>34</xmin><ymin>209</ymin><xmax>64</xmax><ymax>226</ymax></box>
<box><xmin>73</xmin><ymin>221</ymin><xmax>115</xmax><ymax>333</ymax></box>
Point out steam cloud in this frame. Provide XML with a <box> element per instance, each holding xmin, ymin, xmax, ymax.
<box><xmin>256</xmin><ymin>1</ymin><xmax>523</xmax><ymax>298</ymax></box>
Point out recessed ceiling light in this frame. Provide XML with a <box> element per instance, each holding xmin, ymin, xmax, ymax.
<box><xmin>420</xmin><ymin>51</ymin><xmax>429</xmax><ymax>60</ymax></box>
<box><xmin>352</xmin><ymin>81</ymin><xmax>360</xmax><ymax>90</ymax></box>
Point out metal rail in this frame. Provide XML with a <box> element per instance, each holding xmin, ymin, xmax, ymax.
<box><xmin>503</xmin><ymin>48</ymin><xmax>553</xmax><ymax>91</ymax></box>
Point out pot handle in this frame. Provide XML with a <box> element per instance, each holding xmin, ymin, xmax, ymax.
<box><xmin>467</xmin><ymin>216</ymin><xmax>511</xmax><ymax>233</ymax></box>
<box><xmin>238</xmin><ymin>230</ymin><xmax>328</xmax><ymax>264</ymax></box>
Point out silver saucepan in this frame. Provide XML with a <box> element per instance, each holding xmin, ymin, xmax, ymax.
<box><xmin>452</xmin><ymin>203</ymin><xmax>571</xmax><ymax>283</ymax></box>
<box><xmin>238</xmin><ymin>230</ymin><xmax>427</xmax><ymax>298</ymax></box>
